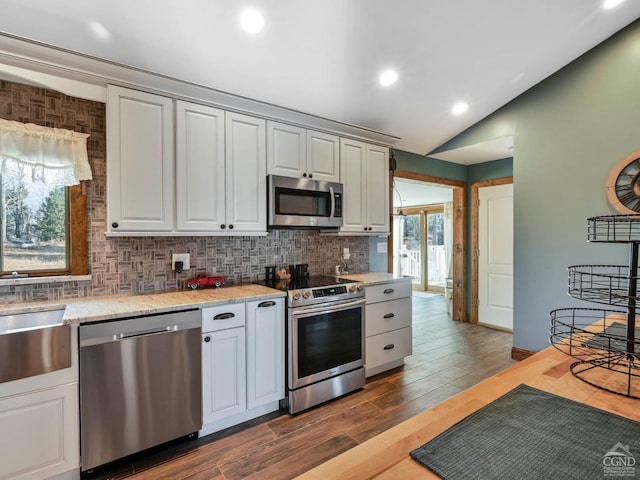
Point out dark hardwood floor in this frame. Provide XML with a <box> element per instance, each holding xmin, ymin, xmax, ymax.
<box><xmin>88</xmin><ymin>294</ymin><xmax>516</xmax><ymax>480</ymax></box>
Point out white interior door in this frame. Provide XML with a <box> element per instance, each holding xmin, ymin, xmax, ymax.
<box><xmin>478</xmin><ymin>183</ymin><xmax>513</xmax><ymax>331</ymax></box>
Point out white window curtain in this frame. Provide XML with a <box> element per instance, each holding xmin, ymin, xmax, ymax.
<box><xmin>0</xmin><ymin>119</ymin><xmax>92</xmax><ymax>186</ymax></box>
<box><xmin>444</xmin><ymin>201</ymin><xmax>453</xmax><ymax>279</ymax></box>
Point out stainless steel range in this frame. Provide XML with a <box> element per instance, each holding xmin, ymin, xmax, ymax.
<box><xmin>260</xmin><ymin>270</ymin><xmax>366</xmax><ymax>414</ymax></box>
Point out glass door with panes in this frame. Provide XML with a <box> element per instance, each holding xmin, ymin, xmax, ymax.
<box><xmin>399</xmin><ymin>205</ymin><xmax>445</xmax><ymax>293</ymax></box>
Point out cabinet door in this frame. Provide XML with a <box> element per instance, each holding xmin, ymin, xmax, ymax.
<box><xmin>225</xmin><ymin>112</ymin><xmax>267</xmax><ymax>232</ymax></box>
<box><xmin>175</xmin><ymin>101</ymin><xmax>226</xmax><ymax>231</ymax></box>
<box><xmin>366</xmin><ymin>144</ymin><xmax>390</xmax><ymax>233</ymax></box>
<box><xmin>339</xmin><ymin>138</ymin><xmax>368</xmax><ymax>232</ymax></box>
<box><xmin>307</xmin><ymin>130</ymin><xmax>339</xmax><ymax>182</ymax></box>
<box><xmin>246</xmin><ymin>298</ymin><xmax>285</xmax><ymax>409</ymax></box>
<box><xmin>267</xmin><ymin>121</ymin><xmax>305</xmax><ymax>178</ymax></box>
<box><xmin>0</xmin><ymin>383</ymin><xmax>79</xmax><ymax>480</ymax></box>
<box><xmin>107</xmin><ymin>85</ymin><xmax>174</xmax><ymax>232</ymax></box>
<box><xmin>202</xmin><ymin>327</ymin><xmax>246</xmax><ymax>424</ymax></box>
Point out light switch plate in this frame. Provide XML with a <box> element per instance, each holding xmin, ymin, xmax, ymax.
<box><xmin>377</xmin><ymin>242</ymin><xmax>387</xmax><ymax>253</ymax></box>
<box><xmin>172</xmin><ymin>253</ymin><xmax>190</xmax><ymax>270</ymax></box>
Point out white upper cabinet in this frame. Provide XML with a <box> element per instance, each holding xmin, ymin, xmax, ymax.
<box><xmin>306</xmin><ymin>130</ymin><xmax>340</xmax><ymax>182</ymax></box>
<box><xmin>339</xmin><ymin>138</ymin><xmax>389</xmax><ymax>234</ymax></box>
<box><xmin>107</xmin><ymin>86</ymin><xmax>267</xmax><ymax>235</ymax></box>
<box><xmin>175</xmin><ymin>101</ymin><xmax>226</xmax><ymax>231</ymax></box>
<box><xmin>267</xmin><ymin>121</ymin><xmax>339</xmax><ymax>182</ymax></box>
<box><xmin>267</xmin><ymin>122</ymin><xmax>306</xmax><ymax>178</ymax></box>
<box><xmin>366</xmin><ymin>144</ymin><xmax>390</xmax><ymax>233</ymax></box>
<box><xmin>225</xmin><ymin>112</ymin><xmax>267</xmax><ymax>233</ymax></box>
<box><xmin>107</xmin><ymin>85</ymin><xmax>174</xmax><ymax>232</ymax></box>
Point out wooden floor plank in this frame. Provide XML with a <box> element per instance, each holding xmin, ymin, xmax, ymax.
<box><xmin>296</xmin><ymin>333</ymin><xmax>640</xmax><ymax>479</ymax></box>
<box><xmin>95</xmin><ymin>295</ymin><xmax>517</xmax><ymax>480</ymax></box>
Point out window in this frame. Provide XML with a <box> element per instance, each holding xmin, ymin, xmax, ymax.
<box><xmin>1</xmin><ymin>162</ymin><xmax>62</xmax><ymax>274</ymax></box>
<box><xmin>0</xmin><ymin>119</ymin><xmax>91</xmax><ymax>277</ymax></box>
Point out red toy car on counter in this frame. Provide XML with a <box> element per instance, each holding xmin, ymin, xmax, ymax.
<box><xmin>187</xmin><ymin>274</ymin><xmax>225</xmax><ymax>289</ymax></box>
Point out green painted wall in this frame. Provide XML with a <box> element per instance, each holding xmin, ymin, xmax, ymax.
<box><xmin>468</xmin><ymin>157</ymin><xmax>513</xmax><ymax>183</ymax></box>
<box><xmin>432</xmin><ymin>19</ymin><xmax>640</xmax><ymax>351</ymax></box>
<box><xmin>395</xmin><ymin>149</ymin><xmax>467</xmax><ymax>182</ymax></box>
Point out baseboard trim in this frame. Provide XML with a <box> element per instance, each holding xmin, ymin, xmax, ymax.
<box><xmin>511</xmin><ymin>346</ymin><xmax>536</xmax><ymax>361</ymax></box>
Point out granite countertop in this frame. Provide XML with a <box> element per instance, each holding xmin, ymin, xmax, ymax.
<box><xmin>2</xmin><ymin>284</ymin><xmax>285</xmax><ymax>325</ymax></box>
<box><xmin>339</xmin><ymin>272</ymin><xmax>412</xmax><ymax>286</ymax></box>
<box><xmin>2</xmin><ymin>272</ymin><xmax>408</xmax><ymax>327</ymax></box>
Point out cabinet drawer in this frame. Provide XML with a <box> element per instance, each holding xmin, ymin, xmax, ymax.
<box><xmin>365</xmin><ymin>327</ymin><xmax>412</xmax><ymax>371</ymax></box>
<box><xmin>202</xmin><ymin>303</ymin><xmax>245</xmax><ymax>332</ymax></box>
<box><xmin>366</xmin><ymin>298</ymin><xmax>412</xmax><ymax>337</ymax></box>
<box><xmin>366</xmin><ymin>281</ymin><xmax>412</xmax><ymax>304</ymax></box>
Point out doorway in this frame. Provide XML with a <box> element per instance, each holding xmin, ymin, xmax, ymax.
<box><xmin>389</xmin><ymin>171</ymin><xmax>467</xmax><ymax>322</ymax></box>
<box><xmin>397</xmin><ymin>205</ymin><xmax>446</xmax><ymax>294</ymax></box>
<box><xmin>471</xmin><ymin>177</ymin><xmax>513</xmax><ymax>329</ymax></box>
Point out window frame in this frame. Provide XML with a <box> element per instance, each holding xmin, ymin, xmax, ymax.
<box><xmin>0</xmin><ymin>182</ymin><xmax>87</xmax><ymax>277</ymax></box>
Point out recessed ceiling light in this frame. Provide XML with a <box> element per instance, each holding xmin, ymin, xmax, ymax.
<box><xmin>379</xmin><ymin>69</ymin><xmax>398</xmax><ymax>87</ymax></box>
<box><xmin>88</xmin><ymin>21</ymin><xmax>112</xmax><ymax>41</ymax></box>
<box><xmin>240</xmin><ymin>9</ymin><xmax>265</xmax><ymax>34</ymax></box>
<box><xmin>452</xmin><ymin>102</ymin><xmax>469</xmax><ymax>115</ymax></box>
<box><xmin>603</xmin><ymin>0</ymin><xmax>625</xmax><ymax>9</ymax></box>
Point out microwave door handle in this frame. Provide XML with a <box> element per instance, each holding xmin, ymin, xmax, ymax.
<box><xmin>329</xmin><ymin>186</ymin><xmax>335</xmax><ymax>220</ymax></box>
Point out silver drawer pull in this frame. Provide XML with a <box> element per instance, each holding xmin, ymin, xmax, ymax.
<box><xmin>258</xmin><ymin>301</ymin><xmax>276</xmax><ymax>308</ymax></box>
<box><xmin>383</xmin><ymin>288</ymin><xmax>395</xmax><ymax>294</ymax></box>
<box><xmin>383</xmin><ymin>313</ymin><xmax>395</xmax><ymax>319</ymax></box>
<box><xmin>383</xmin><ymin>343</ymin><xmax>395</xmax><ymax>350</ymax></box>
<box><xmin>213</xmin><ymin>312</ymin><xmax>235</xmax><ymax>320</ymax></box>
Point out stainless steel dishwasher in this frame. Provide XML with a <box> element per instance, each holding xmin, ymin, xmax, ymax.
<box><xmin>79</xmin><ymin>309</ymin><xmax>202</xmax><ymax>472</ymax></box>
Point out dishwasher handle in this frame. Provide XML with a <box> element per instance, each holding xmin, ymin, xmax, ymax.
<box><xmin>118</xmin><ymin>325</ymin><xmax>177</xmax><ymax>339</ymax></box>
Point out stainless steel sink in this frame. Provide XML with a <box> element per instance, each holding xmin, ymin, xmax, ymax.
<box><xmin>0</xmin><ymin>309</ymin><xmax>71</xmax><ymax>384</ymax></box>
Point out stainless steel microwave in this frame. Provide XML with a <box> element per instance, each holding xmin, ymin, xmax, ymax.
<box><xmin>267</xmin><ymin>175</ymin><xmax>343</xmax><ymax>228</ymax></box>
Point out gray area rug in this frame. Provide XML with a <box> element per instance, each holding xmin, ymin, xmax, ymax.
<box><xmin>583</xmin><ymin>322</ymin><xmax>640</xmax><ymax>353</ymax></box>
<box><xmin>410</xmin><ymin>384</ymin><xmax>640</xmax><ymax>480</ymax></box>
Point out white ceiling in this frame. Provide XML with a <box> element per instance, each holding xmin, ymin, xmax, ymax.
<box><xmin>0</xmin><ymin>1</ymin><xmax>638</xmax><ymax>163</ymax></box>
<box><xmin>394</xmin><ymin>178</ymin><xmax>452</xmax><ymax>208</ymax></box>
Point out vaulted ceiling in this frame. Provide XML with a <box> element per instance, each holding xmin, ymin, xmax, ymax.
<box><xmin>0</xmin><ymin>1</ymin><xmax>638</xmax><ymax>162</ymax></box>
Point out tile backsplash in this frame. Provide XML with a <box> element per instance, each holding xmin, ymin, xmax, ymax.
<box><xmin>0</xmin><ymin>80</ymin><xmax>369</xmax><ymax>305</ymax></box>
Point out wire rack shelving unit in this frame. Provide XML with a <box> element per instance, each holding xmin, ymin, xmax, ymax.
<box><xmin>550</xmin><ymin>215</ymin><xmax>640</xmax><ymax>399</ymax></box>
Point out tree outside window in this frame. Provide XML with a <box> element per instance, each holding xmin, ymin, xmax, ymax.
<box><xmin>1</xmin><ymin>160</ymin><xmax>68</xmax><ymax>273</ymax></box>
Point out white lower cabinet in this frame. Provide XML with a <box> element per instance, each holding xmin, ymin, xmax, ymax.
<box><xmin>246</xmin><ymin>298</ymin><xmax>285</xmax><ymax>409</ymax></box>
<box><xmin>202</xmin><ymin>326</ymin><xmax>247</xmax><ymax>424</ymax></box>
<box><xmin>202</xmin><ymin>303</ymin><xmax>246</xmax><ymax>426</ymax></box>
<box><xmin>365</xmin><ymin>279</ymin><xmax>413</xmax><ymax>377</ymax></box>
<box><xmin>201</xmin><ymin>298</ymin><xmax>284</xmax><ymax>436</ymax></box>
<box><xmin>0</xmin><ymin>383</ymin><xmax>79</xmax><ymax>480</ymax></box>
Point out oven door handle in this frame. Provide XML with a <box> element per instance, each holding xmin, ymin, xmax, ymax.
<box><xmin>290</xmin><ymin>298</ymin><xmax>365</xmax><ymax>317</ymax></box>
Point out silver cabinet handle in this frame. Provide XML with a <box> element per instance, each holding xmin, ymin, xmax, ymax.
<box><xmin>384</xmin><ymin>344</ymin><xmax>395</xmax><ymax>350</ymax></box>
<box><xmin>383</xmin><ymin>288</ymin><xmax>395</xmax><ymax>294</ymax></box>
<box><xmin>383</xmin><ymin>313</ymin><xmax>395</xmax><ymax>319</ymax></box>
<box><xmin>213</xmin><ymin>312</ymin><xmax>235</xmax><ymax>320</ymax></box>
<box><xmin>258</xmin><ymin>301</ymin><xmax>276</xmax><ymax>308</ymax></box>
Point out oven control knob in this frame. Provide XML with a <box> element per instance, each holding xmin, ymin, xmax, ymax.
<box><xmin>302</xmin><ymin>290</ymin><xmax>311</xmax><ymax>299</ymax></box>
<box><xmin>356</xmin><ymin>284</ymin><xmax>364</xmax><ymax>292</ymax></box>
<box><xmin>349</xmin><ymin>284</ymin><xmax>357</xmax><ymax>292</ymax></box>
<box><xmin>292</xmin><ymin>292</ymin><xmax>301</xmax><ymax>300</ymax></box>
